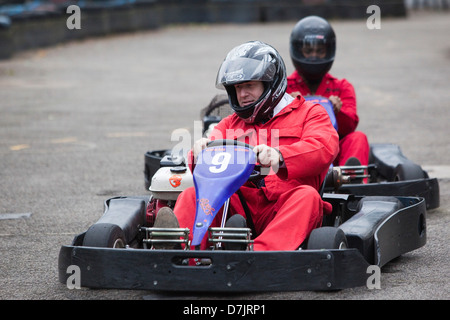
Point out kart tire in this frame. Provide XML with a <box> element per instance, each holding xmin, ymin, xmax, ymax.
<box><xmin>82</xmin><ymin>223</ymin><xmax>126</xmax><ymax>248</ymax></box>
<box><xmin>393</xmin><ymin>161</ymin><xmax>425</xmax><ymax>181</ymax></box>
<box><xmin>307</xmin><ymin>227</ymin><xmax>348</xmax><ymax>250</ymax></box>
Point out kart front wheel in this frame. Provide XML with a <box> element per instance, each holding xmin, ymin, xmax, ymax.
<box><xmin>82</xmin><ymin>223</ymin><xmax>126</xmax><ymax>248</ymax></box>
<box><xmin>307</xmin><ymin>227</ymin><xmax>348</xmax><ymax>250</ymax></box>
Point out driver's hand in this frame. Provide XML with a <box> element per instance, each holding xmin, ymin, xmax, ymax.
<box><xmin>193</xmin><ymin>137</ymin><xmax>211</xmax><ymax>160</ymax></box>
<box><xmin>329</xmin><ymin>95</ymin><xmax>342</xmax><ymax>114</ymax></box>
<box><xmin>253</xmin><ymin>144</ymin><xmax>282</xmax><ymax>168</ymax></box>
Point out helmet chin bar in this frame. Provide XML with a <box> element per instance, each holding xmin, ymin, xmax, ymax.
<box><xmin>239</xmin><ymin>89</ymin><xmax>273</xmax><ymax>124</ymax></box>
<box><xmin>293</xmin><ymin>60</ymin><xmax>333</xmax><ymax>82</ymax></box>
<box><xmin>227</xmin><ymin>80</ymin><xmax>285</xmax><ymax>124</ymax></box>
<box><xmin>225</xmin><ymin>84</ymin><xmax>269</xmax><ymax>123</ymax></box>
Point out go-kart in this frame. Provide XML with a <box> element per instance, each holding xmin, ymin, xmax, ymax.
<box><xmin>58</xmin><ymin>138</ymin><xmax>429</xmax><ymax>292</ymax></box>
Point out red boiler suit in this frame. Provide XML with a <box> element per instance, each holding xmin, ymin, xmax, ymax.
<box><xmin>173</xmin><ymin>95</ymin><xmax>339</xmax><ymax>251</ymax></box>
<box><xmin>287</xmin><ymin>71</ymin><xmax>369</xmax><ymax>166</ymax></box>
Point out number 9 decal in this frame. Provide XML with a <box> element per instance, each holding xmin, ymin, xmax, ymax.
<box><xmin>209</xmin><ymin>152</ymin><xmax>231</xmax><ymax>173</ymax></box>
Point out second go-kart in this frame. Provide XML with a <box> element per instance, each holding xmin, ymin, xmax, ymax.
<box><xmin>59</xmin><ymin>139</ymin><xmax>429</xmax><ymax>292</ymax></box>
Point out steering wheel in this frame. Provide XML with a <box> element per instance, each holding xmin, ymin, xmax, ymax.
<box><xmin>206</xmin><ymin>139</ymin><xmax>262</xmax><ymax>181</ymax></box>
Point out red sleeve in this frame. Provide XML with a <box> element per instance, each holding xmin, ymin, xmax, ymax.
<box><xmin>278</xmin><ymin>103</ymin><xmax>340</xmax><ymax>180</ymax></box>
<box><xmin>286</xmin><ymin>71</ymin><xmax>301</xmax><ymax>94</ymax></box>
<box><xmin>336</xmin><ymin>79</ymin><xmax>359</xmax><ymax>138</ymax></box>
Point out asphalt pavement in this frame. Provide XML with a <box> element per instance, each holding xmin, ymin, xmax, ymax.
<box><xmin>0</xmin><ymin>10</ymin><xmax>449</xmax><ymax>301</ymax></box>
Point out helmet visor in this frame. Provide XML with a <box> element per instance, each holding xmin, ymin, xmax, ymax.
<box><xmin>292</xmin><ymin>34</ymin><xmax>334</xmax><ymax>63</ymax></box>
<box><xmin>215</xmin><ymin>57</ymin><xmax>276</xmax><ymax>89</ymax></box>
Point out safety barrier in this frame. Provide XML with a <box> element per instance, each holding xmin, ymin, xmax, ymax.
<box><xmin>0</xmin><ymin>0</ymin><xmax>406</xmax><ymax>59</ymax></box>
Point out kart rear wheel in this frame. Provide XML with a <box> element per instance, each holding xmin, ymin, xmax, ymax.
<box><xmin>82</xmin><ymin>223</ymin><xmax>126</xmax><ymax>248</ymax></box>
<box><xmin>307</xmin><ymin>227</ymin><xmax>348</xmax><ymax>250</ymax></box>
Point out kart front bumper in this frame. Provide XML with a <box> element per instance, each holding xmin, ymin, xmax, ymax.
<box><xmin>58</xmin><ymin>244</ymin><xmax>371</xmax><ymax>292</ymax></box>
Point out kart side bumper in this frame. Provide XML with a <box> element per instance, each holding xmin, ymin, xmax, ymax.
<box><xmin>337</xmin><ymin>178</ymin><xmax>439</xmax><ymax>210</ymax></box>
<box><xmin>58</xmin><ymin>246</ymin><xmax>370</xmax><ymax>292</ymax></box>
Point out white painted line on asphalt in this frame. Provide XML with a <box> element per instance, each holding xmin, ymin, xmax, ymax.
<box><xmin>9</xmin><ymin>144</ymin><xmax>30</xmax><ymax>151</ymax></box>
<box><xmin>51</xmin><ymin>137</ymin><xmax>78</xmax><ymax>144</ymax></box>
<box><xmin>0</xmin><ymin>232</ymin><xmax>78</xmax><ymax>237</ymax></box>
<box><xmin>106</xmin><ymin>132</ymin><xmax>149</xmax><ymax>138</ymax></box>
<box><xmin>0</xmin><ymin>212</ymin><xmax>32</xmax><ymax>220</ymax></box>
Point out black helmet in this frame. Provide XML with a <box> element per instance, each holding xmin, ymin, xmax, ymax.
<box><xmin>215</xmin><ymin>41</ymin><xmax>287</xmax><ymax>124</ymax></box>
<box><xmin>290</xmin><ymin>16</ymin><xmax>336</xmax><ymax>82</ymax></box>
